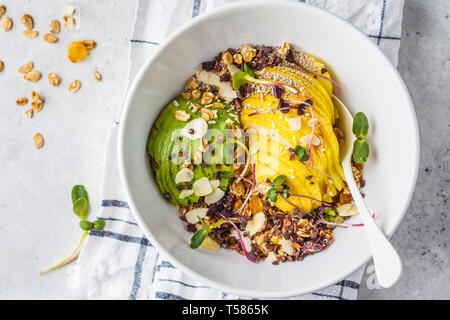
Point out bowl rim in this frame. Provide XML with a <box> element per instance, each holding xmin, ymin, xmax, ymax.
<box><xmin>118</xmin><ymin>1</ymin><xmax>420</xmax><ymax>298</ymax></box>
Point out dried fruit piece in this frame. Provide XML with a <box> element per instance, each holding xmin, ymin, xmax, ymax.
<box><xmin>33</xmin><ymin>133</ymin><xmax>44</xmax><ymax>149</ymax></box>
<box><xmin>16</xmin><ymin>97</ymin><xmax>28</xmax><ymax>106</ymax></box>
<box><xmin>68</xmin><ymin>80</ymin><xmax>81</xmax><ymax>93</ymax></box>
<box><xmin>25</xmin><ymin>109</ymin><xmax>34</xmax><ymax>118</ymax></box>
<box><xmin>23</xmin><ymin>29</ymin><xmax>39</xmax><ymax>39</ymax></box>
<box><xmin>20</xmin><ymin>14</ymin><xmax>34</xmax><ymax>30</ymax></box>
<box><xmin>93</xmin><ymin>71</ymin><xmax>102</xmax><ymax>82</ymax></box>
<box><xmin>24</xmin><ymin>70</ymin><xmax>41</xmax><ymax>82</ymax></box>
<box><xmin>44</xmin><ymin>33</ymin><xmax>58</xmax><ymax>43</ymax></box>
<box><xmin>82</xmin><ymin>39</ymin><xmax>97</xmax><ymax>51</ymax></box>
<box><xmin>185</xmin><ymin>208</ymin><xmax>208</xmax><ymax>224</ymax></box>
<box><xmin>68</xmin><ymin>41</ymin><xmax>87</xmax><ymax>63</ymax></box>
<box><xmin>47</xmin><ymin>73</ymin><xmax>61</xmax><ymax>86</ymax></box>
<box><xmin>0</xmin><ymin>60</ymin><xmax>4</xmax><ymax>72</ymax></box>
<box><xmin>62</xmin><ymin>16</ymin><xmax>75</xmax><ymax>29</ymax></box>
<box><xmin>18</xmin><ymin>61</ymin><xmax>33</xmax><ymax>74</ymax></box>
<box><xmin>0</xmin><ymin>5</ymin><xmax>5</xmax><ymax>20</ymax></box>
<box><xmin>49</xmin><ymin>20</ymin><xmax>60</xmax><ymax>34</ymax></box>
<box><xmin>1</xmin><ymin>15</ymin><xmax>12</xmax><ymax>31</ymax></box>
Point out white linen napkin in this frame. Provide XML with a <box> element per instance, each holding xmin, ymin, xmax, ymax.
<box><xmin>68</xmin><ymin>0</ymin><xmax>404</xmax><ymax>300</ymax></box>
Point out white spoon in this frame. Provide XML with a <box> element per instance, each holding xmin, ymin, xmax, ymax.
<box><xmin>333</xmin><ymin>96</ymin><xmax>403</xmax><ymax>288</ymax></box>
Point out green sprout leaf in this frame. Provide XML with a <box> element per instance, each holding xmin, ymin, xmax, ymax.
<box><xmin>324</xmin><ymin>207</ymin><xmax>336</xmax><ymax>216</ymax></box>
<box><xmin>232</xmin><ymin>71</ymin><xmax>252</xmax><ymax>91</ymax></box>
<box><xmin>190</xmin><ymin>228</ymin><xmax>209</xmax><ymax>249</ymax></box>
<box><xmin>72</xmin><ymin>185</ymin><xmax>89</xmax><ymax>221</ymax></box>
<box><xmin>92</xmin><ymin>219</ymin><xmax>106</xmax><ymax>231</ymax></box>
<box><xmin>353</xmin><ymin>139</ymin><xmax>370</xmax><ymax>163</ymax></box>
<box><xmin>273</xmin><ymin>175</ymin><xmax>287</xmax><ymax>189</ymax></box>
<box><xmin>79</xmin><ymin>220</ymin><xmax>93</xmax><ymax>231</ymax></box>
<box><xmin>266</xmin><ymin>188</ymin><xmax>278</xmax><ymax>202</ymax></box>
<box><xmin>244</xmin><ymin>63</ymin><xmax>255</xmax><ymax>77</ymax></box>
<box><xmin>281</xmin><ymin>185</ymin><xmax>290</xmax><ymax>199</ymax></box>
<box><xmin>220</xmin><ymin>176</ymin><xmax>231</xmax><ymax>188</ymax></box>
<box><xmin>294</xmin><ymin>145</ymin><xmax>309</xmax><ymax>162</ymax></box>
<box><xmin>352</xmin><ymin>112</ymin><xmax>369</xmax><ymax>139</ymax></box>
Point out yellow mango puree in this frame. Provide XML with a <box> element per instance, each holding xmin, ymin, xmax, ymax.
<box><xmin>240</xmin><ymin>58</ymin><xmax>345</xmax><ymax>214</ymax></box>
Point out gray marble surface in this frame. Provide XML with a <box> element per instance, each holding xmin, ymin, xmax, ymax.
<box><xmin>0</xmin><ymin>0</ymin><xmax>448</xmax><ymax>300</ymax></box>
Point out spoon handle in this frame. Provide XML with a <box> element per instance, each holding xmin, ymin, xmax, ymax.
<box><xmin>343</xmin><ymin>161</ymin><xmax>403</xmax><ymax>288</ymax></box>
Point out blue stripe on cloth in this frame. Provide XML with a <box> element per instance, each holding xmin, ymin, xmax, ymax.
<box><xmin>151</xmin><ymin>253</ymin><xmax>160</xmax><ymax>283</ymax></box>
<box><xmin>129</xmin><ymin>39</ymin><xmax>160</xmax><ymax>45</ymax></box>
<box><xmin>89</xmin><ymin>230</ymin><xmax>152</xmax><ymax>247</ymax></box>
<box><xmin>159</xmin><ymin>278</ymin><xmax>210</xmax><ymax>289</ymax></box>
<box><xmin>339</xmin><ymin>280</ymin><xmax>360</xmax><ymax>289</ymax></box>
<box><xmin>192</xmin><ymin>0</ymin><xmax>201</xmax><ymax>17</ymax></box>
<box><xmin>311</xmin><ymin>292</ymin><xmax>344</xmax><ymax>300</ymax></box>
<box><xmin>97</xmin><ymin>216</ymin><xmax>138</xmax><ymax>226</ymax></box>
<box><xmin>101</xmin><ymin>199</ymin><xmax>129</xmax><ymax>208</ymax></box>
<box><xmin>377</xmin><ymin>0</ymin><xmax>387</xmax><ymax>45</ymax></box>
<box><xmin>128</xmin><ymin>240</ymin><xmax>148</xmax><ymax>300</ymax></box>
<box><xmin>155</xmin><ymin>291</ymin><xmax>186</xmax><ymax>300</ymax></box>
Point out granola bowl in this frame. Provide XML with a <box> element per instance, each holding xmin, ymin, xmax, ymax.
<box><xmin>118</xmin><ymin>1</ymin><xmax>419</xmax><ymax>298</ymax></box>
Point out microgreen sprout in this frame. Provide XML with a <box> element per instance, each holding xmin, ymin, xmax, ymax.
<box><xmin>232</xmin><ymin>63</ymin><xmax>297</xmax><ymax>93</ymax></box>
<box><xmin>189</xmin><ymin>217</ymin><xmax>226</xmax><ymax>249</ymax></box>
<box><xmin>265</xmin><ymin>174</ymin><xmax>287</xmax><ymax>202</ymax></box>
<box><xmin>352</xmin><ymin>112</ymin><xmax>370</xmax><ymax>163</ymax></box>
<box><xmin>40</xmin><ymin>185</ymin><xmax>105</xmax><ymax>275</ymax></box>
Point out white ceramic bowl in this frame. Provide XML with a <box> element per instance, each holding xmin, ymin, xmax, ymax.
<box><xmin>118</xmin><ymin>2</ymin><xmax>419</xmax><ymax>298</ymax></box>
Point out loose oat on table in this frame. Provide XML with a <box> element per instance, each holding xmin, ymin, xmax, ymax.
<box><xmin>31</xmin><ymin>90</ymin><xmax>44</xmax><ymax>103</ymax></box>
<box><xmin>44</xmin><ymin>33</ymin><xmax>58</xmax><ymax>43</ymax></box>
<box><xmin>94</xmin><ymin>71</ymin><xmax>102</xmax><ymax>82</ymax></box>
<box><xmin>68</xmin><ymin>80</ymin><xmax>81</xmax><ymax>93</ymax></box>
<box><xmin>31</xmin><ymin>100</ymin><xmax>43</xmax><ymax>112</ymax></box>
<box><xmin>0</xmin><ymin>5</ymin><xmax>5</xmax><ymax>20</ymax></box>
<box><xmin>1</xmin><ymin>14</ymin><xmax>12</xmax><ymax>31</ymax></box>
<box><xmin>24</xmin><ymin>70</ymin><xmax>41</xmax><ymax>82</ymax></box>
<box><xmin>33</xmin><ymin>133</ymin><xmax>44</xmax><ymax>149</ymax></box>
<box><xmin>25</xmin><ymin>109</ymin><xmax>33</xmax><ymax>118</ymax></box>
<box><xmin>61</xmin><ymin>16</ymin><xmax>75</xmax><ymax>29</ymax></box>
<box><xmin>49</xmin><ymin>20</ymin><xmax>60</xmax><ymax>34</ymax></box>
<box><xmin>20</xmin><ymin>14</ymin><xmax>34</xmax><ymax>30</ymax></box>
<box><xmin>23</xmin><ymin>29</ymin><xmax>38</xmax><ymax>39</ymax></box>
<box><xmin>48</xmin><ymin>73</ymin><xmax>61</xmax><ymax>86</ymax></box>
<box><xmin>18</xmin><ymin>61</ymin><xmax>33</xmax><ymax>74</ymax></box>
<box><xmin>83</xmin><ymin>39</ymin><xmax>97</xmax><ymax>51</ymax></box>
<box><xmin>0</xmin><ymin>61</ymin><xmax>4</xmax><ymax>72</ymax></box>
<box><xmin>16</xmin><ymin>97</ymin><xmax>28</xmax><ymax>106</ymax></box>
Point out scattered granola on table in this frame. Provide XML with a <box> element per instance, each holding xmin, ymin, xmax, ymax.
<box><xmin>146</xmin><ymin>43</ymin><xmax>369</xmax><ymax>264</ymax></box>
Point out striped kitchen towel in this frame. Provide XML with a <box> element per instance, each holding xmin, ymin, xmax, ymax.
<box><xmin>68</xmin><ymin>0</ymin><xmax>404</xmax><ymax>300</ymax></box>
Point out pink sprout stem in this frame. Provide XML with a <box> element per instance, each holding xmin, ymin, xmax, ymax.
<box><xmin>235</xmin><ymin>163</ymin><xmax>256</xmax><ymax>215</ymax></box>
<box><xmin>301</xmin><ymin>162</ymin><xmax>337</xmax><ymax>181</ymax></box>
<box><xmin>279</xmin><ymin>193</ymin><xmax>314</xmax><ymax>218</ymax></box>
<box><xmin>219</xmin><ymin>213</ymin><xmax>256</xmax><ymax>263</ymax></box>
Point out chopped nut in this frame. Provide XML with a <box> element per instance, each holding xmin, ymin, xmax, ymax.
<box><xmin>279</xmin><ymin>42</ymin><xmax>291</xmax><ymax>56</ymax></box>
<box><xmin>20</xmin><ymin>14</ymin><xmax>34</xmax><ymax>30</ymax></box>
<box><xmin>18</xmin><ymin>61</ymin><xmax>33</xmax><ymax>74</ymax></box>
<box><xmin>186</xmin><ymin>77</ymin><xmax>199</xmax><ymax>90</ymax></box>
<box><xmin>191</xmin><ymin>89</ymin><xmax>201</xmax><ymax>100</ymax></box>
<box><xmin>62</xmin><ymin>16</ymin><xmax>75</xmax><ymax>29</ymax></box>
<box><xmin>233</xmin><ymin>53</ymin><xmax>243</xmax><ymax>65</ymax></box>
<box><xmin>82</xmin><ymin>39</ymin><xmax>97</xmax><ymax>51</ymax></box>
<box><xmin>25</xmin><ymin>109</ymin><xmax>34</xmax><ymax>118</ymax></box>
<box><xmin>0</xmin><ymin>5</ymin><xmax>5</xmax><ymax>20</ymax></box>
<box><xmin>191</xmin><ymin>103</ymin><xmax>201</xmax><ymax>112</ymax></box>
<box><xmin>222</xmin><ymin>51</ymin><xmax>233</xmax><ymax>65</ymax></box>
<box><xmin>174</xmin><ymin>110</ymin><xmax>190</xmax><ymax>122</ymax></box>
<box><xmin>200</xmin><ymin>108</ymin><xmax>214</xmax><ymax>121</ymax></box>
<box><xmin>241</xmin><ymin>45</ymin><xmax>256</xmax><ymax>62</ymax></box>
<box><xmin>181</xmin><ymin>92</ymin><xmax>192</xmax><ymax>100</ymax></box>
<box><xmin>68</xmin><ymin>41</ymin><xmax>87</xmax><ymax>63</ymax></box>
<box><xmin>68</xmin><ymin>80</ymin><xmax>81</xmax><ymax>93</ymax></box>
<box><xmin>24</xmin><ymin>71</ymin><xmax>41</xmax><ymax>82</ymax></box>
<box><xmin>94</xmin><ymin>71</ymin><xmax>102</xmax><ymax>82</ymax></box>
<box><xmin>49</xmin><ymin>20</ymin><xmax>60</xmax><ymax>34</ymax></box>
<box><xmin>16</xmin><ymin>97</ymin><xmax>28</xmax><ymax>106</ymax></box>
<box><xmin>48</xmin><ymin>73</ymin><xmax>61</xmax><ymax>86</ymax></box>
<box><xmin>44</xmin><ymin>33</ymin><xmax>58</xmax><ymax>43</ymax></box>
<box><xmin>212</xmin><ymin>102</ymin><xmax>225</xmax><ymax>109</ymax></box>
<box><xmin>0</xmin><ymin>61</ymin><xmax>4</xmax><ymax>72</ymax></box>
<box><xmin>201</xmin><ymin>92</ymin><xmax>214</xmax><ymax>105</ymax></box>
<box><xmin>1</xmin><ymin>15</ymin><xmax>12</xmax><ymax>31</ymax></box>
<box><xmin>33</xmin><ymin>133</ymin><xmax>44</xmax><ymax>149</ymax></box>
<box><xmin>23</xmin><ymin>29</ymin><xmax>39</xmax><ymax>39</ymax></box>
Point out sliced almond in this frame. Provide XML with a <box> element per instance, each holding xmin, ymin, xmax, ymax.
<box><xmin>180</xmin><ymin>118</ymin><xmax>208</xmax><ymax>140</ymax></box>
<box><xmin>44</xmin><ymin>33</ymin><xmax>58</xmax><ymax>43</ymax></box>
<box><xmin>200</xmin><ymin>236</ymin><xmax>220</xmax><ymax>251</ymax></box>
<box><xmin>23</xmin><ymin>29</ymin><xmax>38</xmax><ymax>39</ymax></box>
<box><xmin>192</xmin><ymin>177</ymin><xmax>212</xmax><ymax>197</ymax></box>
<box><xmin>20</xmin><ymin>14</ymin><xmax>34</xmax><ymax>30</ymax></box>
<box><xmin>286</xmin><ymin>117</ymin><xmax>302</xmax><ymax>131</ymax></box>
<box><xmin>49</xmin><ymin>20</ymin><xmax>60</xmax><ymax>34</ymax></box>
<box><xmin>175</xmin><ymin>167</ymin><xmax>194</xmax><ymax>184</ymax></box>
<box><xmin>179</xmin><ymin>189</ymin><xmax>194</xmax><ymax>199</ymax></box>
<box><xmin>18</xmin><ymin>61</ymin><xmax>33</xmax><ymax>74</ymax></box>
<box><xmin>281</xmin><ymin>238</ymin><xmax>294</xmax><ymax>255</ymax></box>
<box><xmin>33</xmin><ymin>133</ymin><xmax>44</xmax><ymax>149</ymax></box>
<box><xmin>266</xmin><ymin>251</ymin><xmax>277</xmax><ymax>264</ymax></box>
<box><xmin>209</xmin><ymin>180</ymin><xmax>220</xmax><ymax>190</ymax></box>
<box><xmin>185</xmin><ymin>208</ymin><xmax>209</xmax><ymax>224</ymax></box>
<box><xmin>204</xmin><ymin>188</ymin><xmax>225</xmax><ymax>205</ymax></box>
<box><xmin>300</xmin><ymin>134</ymin><xmax>321</xmax><ymax>146</ymax></box>
<box><xmin>245</xmin><ymin>212</ymin><xmax>266</xmax><ymax>236</ymax></box>
<box><xmin>337</xmin><ymin>203</ymin><xmax>359</xmax><ymax>217</ymax></box>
